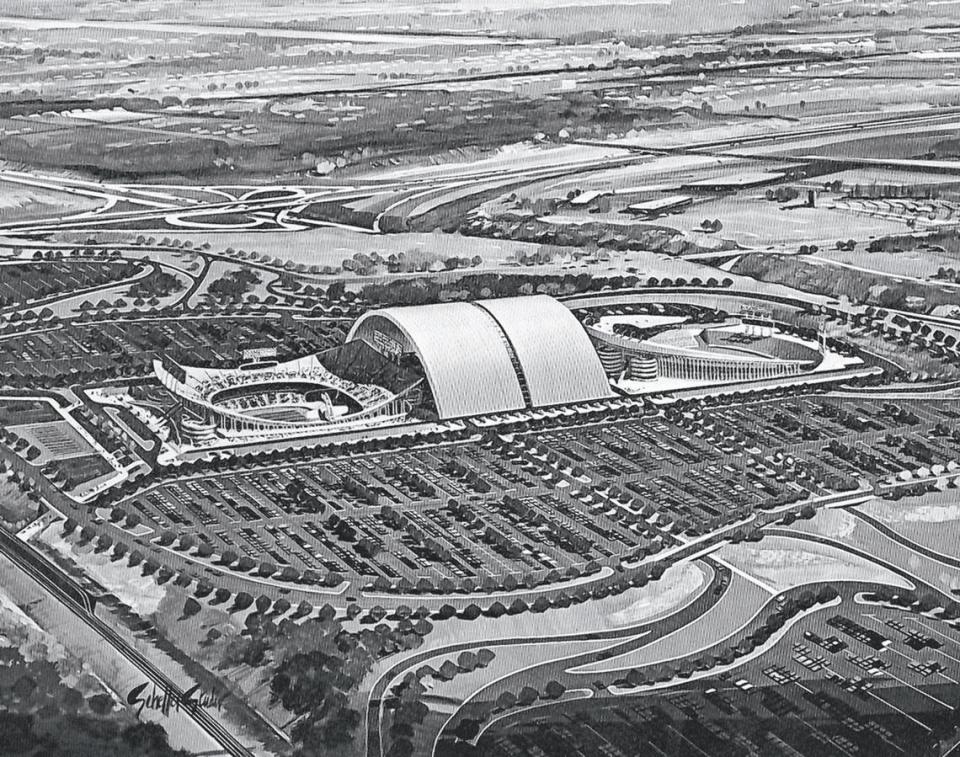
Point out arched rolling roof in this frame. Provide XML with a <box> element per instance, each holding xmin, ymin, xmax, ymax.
<box><xmin>346</xmin><ymin>296</ymin><xmax>613</xmax><ymax>419</ymax></box>
<box><xmin>475</xmin><ymin>295</ymin><xmax>613</xmax><ymax>407</ymax></box>
<box><xmin>346</xmin><ymin>302</ymin><xmax>526</xmax><ymax>419</ymax></box>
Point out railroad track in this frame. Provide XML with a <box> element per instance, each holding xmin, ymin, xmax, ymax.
<box><xmin>0</xmin><ymin>527</ymin><xmax>252</xmax><ymax>757</ymax></box>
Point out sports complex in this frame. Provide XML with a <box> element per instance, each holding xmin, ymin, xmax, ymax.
<box><xmin>143</xmin><ymin>293</ymin><xmax>855</xmax><ymax>451</ymax></box>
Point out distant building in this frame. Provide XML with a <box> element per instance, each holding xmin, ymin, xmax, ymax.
<box><xmin>680</xmin><ymin>172</ymin><xmax>783</xmax><ymax>193</ymax></box>
<box><xmin>625</xmin><ymin>195</ymin><xmax>693</xmax><ymax>218</ymax></box>
<box><xmin>569</xmin><ymin>190</ymin><xmax>608</xmax><ymax>207</ymax></box>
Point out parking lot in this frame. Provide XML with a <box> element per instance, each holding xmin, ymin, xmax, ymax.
<box><xmin>470</xmin><ymin>594</ymin><xmax>960</xmax><ymax>757</ymax></box>
<box><xmin>119</xmin><ymin>395</ymin><xmax>960</xmax><ymax>588</ymax></box>
<box><xmin>0</xmin><ymin>316</ymin><xmax>346</xmax><ymax>382</ymax></box>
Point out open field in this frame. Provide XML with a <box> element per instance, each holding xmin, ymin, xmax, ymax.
<box><xmin>420</xmin><ymin>561</ymin><xmax>714</xmax><ymax>651</ymax></box>
<box><xmin>718</xmin><ymin>534</ymin><xmax>913</xmax><ymax>594</ymax></box>
<box><xmin>9</xmin><ymin>420</ymin><xmax>92</xmax><ymax>463</ymax></box>
<box><xmin>815</xmin><ymin>245</ymin><xmax>960</xmax><ymax>284</ymax></box>
<box><xmin>858</xmin><ymin>491</ymin><xmax>960</xmax><ymax>561</ymax></box>
<box><xmin>570</xmin><ymin>571</ymin><xmax>770</xmax><ymax>675</ymax></box>
<box><xmin>788</xmin><ymin>508</ymin><xmax>960</xmax><ymax>594</ymax></box>
<box><xmin>654</xmin><ymin>195</ymin><xmax>910</xmax><ymax>248</ymax></box>
<box><xmin>0</xmin><ymin>181</ymin><xmax>102</xmax><ymax>223</ymax></box>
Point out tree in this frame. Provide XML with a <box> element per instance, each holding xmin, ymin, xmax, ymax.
<box><xmin>457</xmin><ymin>651</ymin><xmax>478</xmax><ymax>672</ymax></box>
<box><xmin>174</xmin><ymin>572</ymin><xmax>192</xmax><ymax>588</ymax></box>
<box><xmin>544</xmin><ymin>680</ymin><xmax>566</xmax><ymax>699</ymax></box>
<box><xmin>232</xmin><ymin>592</ymin><xmax>254</xmax><ymax>612</ymax></box>
<box><xmin>196</xmin><ymin>542</ymin><xmax>214</xmax><ymax>558</ymax></box>
<box><xmin>517</xmin><ymin>686</ymin><xmax>539</xmax><ymax>706</ymax></box>
<box><xmin>182</xmin><ymin>597</ymin><xmax>202</xmax><ymax>620</ymax></box>
<box><xmin>454</xmin><ymin>719</ymin><xmax>481</xmax><ymax>741</ymax></box>
<box><xmin>220</xmin><ymin>550</ymin><xmax>238</xmax><ymax>566</ymax></box>
<box><xmin>194</xmin><ymin>581</ymin><xmax>213</xmax><ymax>598</ymax></box>
<box><xmin>817</xmin><ymin>586</ymin><xmax>839</xmax><ymax>604</ymax></box>
<box><xmin>508</xmin><ymin>598</ymin><xmax>528</xmax><ymax>615</ymax></box>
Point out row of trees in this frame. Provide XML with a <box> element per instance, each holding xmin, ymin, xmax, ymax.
<box><xmin>384</xmin><ymin>649</ymin><xmax>497</xmax><ymax>755</ymax></box>
<box><xmin>867</xmin><ymin>586</ymin><xmax>960</xmax><ymax>620</ymax></box>
<box><xmin>359</xmin><ymin>270</ymin><xmax>734</xmax><ymax>308</ymax></box>
<box><xmin>447</xmin><ymin>594</ymin><xmax>842</xmax><ymax>747</ymax></box>
<box><xmin>605</xmin><ymin>585</ymin><xmax>841</xmax><ymax>693</ymax></box>
<box><xmin>0</xmin><ymin>259</ymin><xmax>137</xmax><ymax>309</ymax></box>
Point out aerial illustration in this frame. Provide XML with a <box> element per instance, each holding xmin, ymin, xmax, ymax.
<box><xmin>3</xmin><ymin>1</ymin><xmax>960</xmax><ymax>755</ymax></box>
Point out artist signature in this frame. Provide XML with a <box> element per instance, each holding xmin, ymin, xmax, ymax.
<box><xmin>127</xmin><ymin>682</ymin><xmax>227</xmax><ymax>718</ymax></box>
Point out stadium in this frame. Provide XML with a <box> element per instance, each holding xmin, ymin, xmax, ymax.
<box><xmin>586</xmin><ymin>314</ymin><xmax>825</xmax><ymax>385</ymax></box>
<box><xmin>154</xmin><ymin>353</ymin><xmax>415</xmax><ymax>443</ymax></box>
<box><xmin>154</xmin><ymin>295</ymin><xmax>614</xmax><ymax>445</ymax></box>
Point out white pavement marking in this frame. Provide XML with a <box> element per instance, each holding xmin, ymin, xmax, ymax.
<box><xmin>868</xmin><ymin>690</ymin><xmax>932</xmax><ymax>733</ymax></box>
<box><xmin>710</xmin><ymin>555</ymin><xmax>778</xmax><ymax>595</ymax></box>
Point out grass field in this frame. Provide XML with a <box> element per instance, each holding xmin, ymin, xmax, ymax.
<box><xmin>718</xmin><ymin>534</ymin><xmax>912</xmax><ymax>594</ymax></box>
<box><xmin>0</xmin><ymin>181</ymin><xmax>102</xmax><ymax>223</ymax></box>
<box><xmin>10</xmin><ymin>420</ymin><xmax>92</xmax><ymax>463</ymax></box>
<box><xmin>414</xmin><ymin>561</ymin><xmax>714</xmax><ymax>655</ymax></box>
<box><xmin>789</xmin><ymin>509</ymin><xmax>960</xmax><ymax>594</ymax></box>
<box><xmin>63</xmin><ymin>227</ymin><xmax>581</xmax><ymax>273</ymax></box>
<box><xmin>660</xmin><ymin>195</ymin><xmax>909</xmax><ymax>248</ymax></box>
<box><xmin>39</xmin><ymin>521</ymin><xmax>168</xmax><ymax>615</ymax></box>
<box><xmin>570</xmin><ymin>571</ymin><xmax>770</xmax><ymax>675</ymax></box>
<box><xmin>858</xmin><ymin>491</ymin><xmax>960</xmax><ymax>561</ymax></box>
<box><xmin>816</xmin><ymin>246</ymin><xmax>960</xmax><ymax>280</ymax></box>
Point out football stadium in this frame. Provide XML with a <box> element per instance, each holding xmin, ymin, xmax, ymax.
<box><xmin>586</xmin><ymin>314</ymin><xmax>825</xmax><ymax>385</ymax></box>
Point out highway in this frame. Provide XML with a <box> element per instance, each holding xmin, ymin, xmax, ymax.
<box><xmin>8</xmin><ymin>105</ymin><xmax>955</xmax><ymax>242</ymax></box>
<box><xmin>365</xmin><ymin>561</ymin><xmax>729</xmax><ymax>757</ymax></box>
<box><xmin>847</xmin><ymin>508</ymin><xmax>960</xmax><ymax>571</ymax></box>
<box><xmin>0</xmin><ymin>147</ymin><xmax>654</xmax><ymax>236</ymax></box>
<box><xmin>0</xmin><ymin>527</ymin><xmax>254</xmax><ymax>757</ymax></box>
<box><xmin>573</xmin><ymin>106</ymin><xmax>960</xmax><ymax>158</ymax></box>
